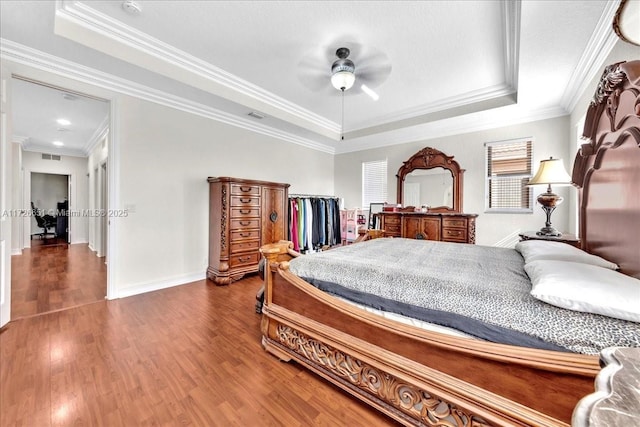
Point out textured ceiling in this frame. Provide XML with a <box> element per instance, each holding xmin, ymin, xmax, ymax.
<box><xmin>1</xmin><ymin>0</ymin><xmax>626</xmax><ymax>155</ymax></box>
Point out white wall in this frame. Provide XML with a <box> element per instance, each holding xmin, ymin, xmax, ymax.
<box><xmin>21</xmin><ymin>151</ymin><xmax>89</xmax><ymax>246</ymax></box>
<box><xmin>335</xmin><ymin>116</ymin><xmax>572</xmax><ymax>246</ymax></box>
<box><xmin>113</xmin><ymin>95</ymin><xmax>334</xmax><ymax>296</ymax></box>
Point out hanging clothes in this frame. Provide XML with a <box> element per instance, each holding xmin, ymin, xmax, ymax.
<box><xmin>288</xmin><ymin>195</ymin><xmax>342</xmax><ymax>252</ymax></box>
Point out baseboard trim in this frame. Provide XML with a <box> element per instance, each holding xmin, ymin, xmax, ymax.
<box><xmin>116</xmin><ymin>271</ymin><xmax>206</xmax><ymax>299</ymax></box>
<box><xmin>11</xmin><ymin>248</ymin><xmax>22</xmax><ymax>256</ymax></box>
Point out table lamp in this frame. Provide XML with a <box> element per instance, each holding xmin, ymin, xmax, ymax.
<box><xmin>527</xmin><ymin>157</ymin><xmax>573</xmax><ymax>236</ymax></box>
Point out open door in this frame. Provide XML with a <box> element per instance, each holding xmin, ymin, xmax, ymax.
<box><xmin>0</xmin><ymin>65</ymin><xmax>12</xmax><ymax>328</ymax></box>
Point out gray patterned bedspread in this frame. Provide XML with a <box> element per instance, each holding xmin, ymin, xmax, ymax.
<box><xmin>288</xmin><ymin>238</ymin><xmax>640</xmax><ymax>354</ymax></box>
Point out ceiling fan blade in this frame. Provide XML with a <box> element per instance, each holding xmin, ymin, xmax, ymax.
<box><xmin>357</xmin><ymin>64</ymin><xmax>392</xmax><ymax>88</ymax></box>
<box><xmin>296</xmin><ymin>44</ymin><xmax>338</xmax><ymax>92</ymax></box>
<box><xmin>355</xmin><ymin>52</ymin><xmax>392</xmax><ymax>89</ymax></box>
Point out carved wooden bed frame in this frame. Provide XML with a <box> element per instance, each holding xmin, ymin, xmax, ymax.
<box><xmin>259</xmin><ymin>61</ymin><xmax>640</xmax><ymax>427</ymax></box>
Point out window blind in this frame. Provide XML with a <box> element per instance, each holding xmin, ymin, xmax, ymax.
<box><xmin>486</xmin><ymin>139</ymin><xmax>533</xmax><ymax>212</ymax></box>
<box><xmin>362</xmin><ymin>159</ymin><xmax>387</xmax><ymax>208</ymax></box>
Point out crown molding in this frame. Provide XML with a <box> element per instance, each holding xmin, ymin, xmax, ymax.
<box><xmin>83</xmin><ymin>115</ymin><xmax>109</xmax><ymax>157</ymax></box>
<box><xmin>560</xmin><ymin>1</ymin><xmax>619</xmax><ymax>112</ymax></box>
<box><xmin>54</xmin><ymin>0</ymin><xmax>340</xmax><ymax>139</ymax></box>
<box><xmin>12</xmin><ymin>135</ymin><xmax>29</xmax><ymax>144</ymax></box>
<box><xmin>22</xmin><ymin>141</ymin><xmax>87</xmax><ymax>158</ymax></box>
<box><xmin>336</xmin><ymin>105</ymin><xmax>567</xmax><ymax>154</ymax></box>
<box><xmin>352</xmin><ymin>83</ymin><xmax>516</xmax><ymax>134</ymax></box>
<box><xmin>0</xmin><ymin>38</ymin><xmax>335</xmax><ymax>155</ymax></box>
<box><xmin>503</xmin><ymin>0</ymin><xmax>521</xmax><ymax>90</ymax></box>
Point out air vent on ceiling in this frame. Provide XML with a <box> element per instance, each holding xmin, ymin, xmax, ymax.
<box><xmin>248</xmin><ymin>111</ymin><xmax>265</xmax><ymax>119</ymax></box>
<box><xmin>41</xmin><ymin>153</ymin><xmax>62</xmax><ymax>161</ymax></box>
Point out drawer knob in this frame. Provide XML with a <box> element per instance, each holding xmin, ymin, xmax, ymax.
<box><xmin>240</xmin><ymin>221</ymin><xmax>250</xmax><ymax>226</ymax></box>
<box><xmin>240</xmin><ymin>186</ymin><xmax>252</xmax><ymax>192</ymax></box>
<box><xmin>240</xmin><ymin>198</ymin><xmax>251</xmax><ymax>203</ymax></box>
<box><xmin>240</xmin><ymin>209</ymin><xmax>251</xmax><ymax>214</ymax></box>
<box><xmin>240</xmin><ymin>232</ymin><xmax>250</xmax><ymax>237</ymax></box>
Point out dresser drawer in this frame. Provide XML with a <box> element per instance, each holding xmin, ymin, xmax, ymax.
<box><xmin>230</xmin><ymin>239</ymin><xmax>260</xmax><ymax>254</ymax></box>
<box><xmin>230</xmin><ymin>207</ymin><xmax>260</xmax><ymax>218</ymax></box>
<box><xmin>385</xmin><ymin>224</ymin><xmax>402</xmax><ymax>236</ymax></box>
<box><xmin>442</xmin><ymin>218</ymin><xmax>467</xmax><ymax>228</ymax></box>
<box><xmin>231</xmin><ymin>195</ymin><xmax>260</xmax><ymax>207</ymax></box>
<box><xmin>442</xmin><ymin>227</ymin><xmax>467</xmax><ymax>242</ymax></box>
<box><xmin>384</xmin><ymin>216</ymin><xmax>401</xmax><ymax>225</ymax></box>
<box><xmin>230</xmin><ymin>183</ymin><xmax>260</xmax><ymax>196</ymax></box>
<box><xmin>231</xmin><ymin>229</ymin><xmax>260</xmax><ymax>241</ymax></box>
<box><xmin>230</xmin><ymin>218</ymin><xmax>260</xmax><ymax>230</ymax></box>
<box><xmin>229</xmin><ymin>251</ymin><xmax>260</xmax><ymax>268</ymax></box>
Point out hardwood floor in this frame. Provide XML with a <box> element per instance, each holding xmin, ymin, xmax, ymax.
<box><xmin>11</xmin><ymin>243</ymin><xmax>107</xmax><ymax>319</ymax></box>
<box><xmin>0</xmin><ymin>275</ymin><xmax>398</xmax><ymax>426</ymax></box>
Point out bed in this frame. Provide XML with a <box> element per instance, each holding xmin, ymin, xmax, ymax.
<box><xmin>258</xmin><ymin>60</ymin><xmax>640</xmax><ymax>427</ymax></box>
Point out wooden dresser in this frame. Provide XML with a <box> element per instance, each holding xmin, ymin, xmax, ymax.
<box><xmin>378</xmin><ymin>212</ymin><xmax>477</xmax><ymax>244</ymax></box>
<box><xmin>207</xmin><ymin>177</ymin><xmax>289</xmax><ymax>285</ymax></box>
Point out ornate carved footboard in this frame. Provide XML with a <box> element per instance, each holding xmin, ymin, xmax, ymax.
<box><xmin>260</xmin><ymin>242</ymin><xmax>600</xmax><ymax>427</ymax></box>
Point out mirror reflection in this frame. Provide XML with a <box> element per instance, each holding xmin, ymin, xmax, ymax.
<box><xmin>403</xmin><ymin>169</ymin><xmax>453</xmax><ymax>208</ymax></box>
<box><xmin>396</xmin><ymin>146</ymin><xmax>464</xmax><ymax>212</ymax></box>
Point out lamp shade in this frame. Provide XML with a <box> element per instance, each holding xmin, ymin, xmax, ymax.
<box><xmin>331</xmin><ymin>70</ymin><xmax>355</xmax><ymax>91</ymax></box>
<box><xmin>528</xmin><ymin>158</ymin><xmax>572</xmax><ymax>185</ymax></box>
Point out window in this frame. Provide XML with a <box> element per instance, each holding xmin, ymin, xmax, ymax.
<box><xmin>362</xmin><ymin>159</ymin><xmax>387</xmax><ymax>208</ymax></box>
<box><xmin>485</xmin><ymin>138</ymin><xmax>533</xmax><ymax>212</ymax></box>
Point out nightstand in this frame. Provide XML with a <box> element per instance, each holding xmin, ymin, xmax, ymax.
<box><xmin>518</xmin><ymin>231</ymin><xmax>580</xmax><ymax>248</ymax></box>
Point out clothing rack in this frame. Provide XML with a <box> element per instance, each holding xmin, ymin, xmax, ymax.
<box><xmin>289</xmin><ymin>193</ymin><xmax>338</xmax><ymax>199</ymax></box>
<box><xmin>288</xmin><ymin>195</ymin><xmax>342</xmax><ymax>252</ymax></box>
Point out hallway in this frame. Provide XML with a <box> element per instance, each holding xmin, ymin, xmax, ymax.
<box><xmin>11</xmin><ymin>243</ymin><xmax>107</xmax><ymax>319</ymax></box>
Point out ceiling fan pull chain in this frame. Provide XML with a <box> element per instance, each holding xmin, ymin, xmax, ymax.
<box><xmin>341</xmin><ymin>88</ymin><xmax>345</xmax><ymax>141</ymax></box>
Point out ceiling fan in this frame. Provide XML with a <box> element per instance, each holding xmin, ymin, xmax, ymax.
<box><xmin>297</xmin><ymin>43</ymin><xmax>392</xmax><ymax>101</ymax></box>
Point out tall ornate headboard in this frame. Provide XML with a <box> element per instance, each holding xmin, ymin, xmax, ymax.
<box><xmin>573</xmin><ymin>60</ymin><xmax>640</xmax><ymax>278</ymax></box>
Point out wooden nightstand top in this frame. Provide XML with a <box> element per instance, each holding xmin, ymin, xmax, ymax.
<box><xmin>519</xmin><ymin>231</ymin><xmax>580</xmax><ymax>247</ymax></box>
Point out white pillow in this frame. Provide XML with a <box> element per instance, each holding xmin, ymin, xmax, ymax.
<box><xmin>526</xmin><ymin>260</ymin><xmax>640</xmax><ymax>322</ymax></box>
<box><xmin>515</xmin><ymin>240</ymin><xmax>619</xmax><ymax>270</ymax></box>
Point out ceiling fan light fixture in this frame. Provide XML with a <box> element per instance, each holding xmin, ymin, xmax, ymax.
<box><xmin>331</xmin><ymin>47</ymin><xmax>355</xmax><ymax>91</ymax></box>
<box><xmin>331</xmin><ymin>70</ymin><xmax>355</xmax><ymax>91</ymax></box>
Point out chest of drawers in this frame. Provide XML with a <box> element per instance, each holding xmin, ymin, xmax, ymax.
<box><xmin>207</xmin><ymin>177</ymin><xmax>289</xmax><ymax>285</ymax></box>
<box><xmin>378</xmin><ymin>212</ymin><xmax>477</xmax><ymax>244</ymax></box>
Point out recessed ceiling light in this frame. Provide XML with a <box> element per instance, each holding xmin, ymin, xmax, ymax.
<box><xmin>57</xmin><ymin>118</ymin><xmax>71</xmax><ymax>126</ymax></box>
<box><xmin>52</xmin><ymin>141</ymin><xmax>64</xmax><ymax>146</ymax></box>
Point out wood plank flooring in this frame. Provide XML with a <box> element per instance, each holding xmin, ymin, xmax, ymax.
<box><xmin>0</xmin><ymin>275</ymin><xmax>398</xmax><ymax>426</ymax></box>
<box><xmin>11</xmin><ymin>243</ymin><xmax>107</xmax><ymax>319</ymax></box>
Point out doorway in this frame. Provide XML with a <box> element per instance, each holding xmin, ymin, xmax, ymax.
<box><xmin>9</xmin><ymin>77</ymin><xmax>110</xmax><ymax>319</ymax></box>
<box><xmin>30</xmin><ymin>172</ymin><xmax>69</xmax><ymax>246</ymax></box>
